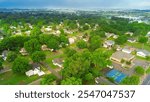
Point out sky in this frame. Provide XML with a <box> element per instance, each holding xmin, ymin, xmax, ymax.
<box><xmin>0</xmin><ymin>0</ymin><xmax>150</xmax><ymax>9</ymax></box>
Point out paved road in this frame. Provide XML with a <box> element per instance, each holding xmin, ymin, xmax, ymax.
<box><xmin>40</xmin><ymin>62</ymin><xmax>62</xmax><ymax>80</ymax></box>
<box><xmin>142</xmin><ymin>74</ymin><xmax>150</xmax><ymax>85</ymax></box>
<box><xmin>0</xmin><ymin>69</ymin><xmax>12</xmax><ymax>74</ymax></box>
<box><xmin>95</xmin><ymin>77</ymin><xmax>115</xmax><ymax>85</ymax></box>
<box><xmin>28</xmin><ymin>78</ymin><xmax>42</xmax><ymax>85</ymax></box>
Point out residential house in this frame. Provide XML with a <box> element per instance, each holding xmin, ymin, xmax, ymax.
<box><xmin>45</xmin><ymin>27</ymin><xmax>52</xmax><ymax>32</ymax></box>
<box><xmin>136</xmin><ymin>49</ymin><xmax>150</xmax><ymax>58</ymax></box>
<box><xmin>146</xmin><ymin>31</ymin><xmax>150</xmax><ymax>37</ymax></box>
<box><xmin>116</xmin><ymin>45</ymin><xmax>122</xmax><ymax>51</ymax></box>
<box><xmin>69</xmin><ymin>37</ymin><xmax>76</xmax><ymax>44</ymax></box>
<box><xmin>0</xmin><ymin>36</ymin><xmax>4</xmax><ymax>40</ymax></box>
<box><xmin>52</xmin><ymin>58</ymin><xmax>64</xmax><ymax>68</ymax></box>
<box><xmin>105</xmin><ymin>32</ymin><xmax>115</xmax><ymax>38</ymax></box>
<box><xmin>110</xmin><ymin>51</ymin><xmax>135</xmax><ymax>63</ymax></box>
<box><xmin>122</xmin><ymin>46</ymin><xmax>135</xmax><ymax>54</ymax></box>
<box><xmin>41</xmin><ymin>44</ymin><xmax>53</xmax><ymax>51</ymax></box>
<box><xmin>1</xmin><ymin>50</ymin><xmax>8</xmax><ymax>61</ymax></box>
<box><xmin>19</xmin><ymin>48</ymin><xmax>28</xmax><ymax>56</ymax></box>
<box><xmin>125</xmin><ymin>32</ymin><xmax>133</xmax><ymax>36</ymax></box>
<box><xmin>128</xmin><ymin>38</ymin><xmax>136</xmax><ymax>43</ymax></box>
<box><xmin>103</xmin><ymin>40</ymin><xmax>115</xmax><ymax>48</ymax></box>
<box><xmin>25</xmin><ymin>30</ymin><xmax>31</xmax><ymax>35</ymax></box>
<box><xmin>26</xmin><ymin>63</ymin><xmax>45</xmax><ymax>77</ymax></box>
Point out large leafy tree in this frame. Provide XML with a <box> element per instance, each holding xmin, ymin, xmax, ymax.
<box><xmin>61</xmin><ymin>77</ymin><xmax>82</xmax><ymax>85</ymax></box>
<box><xmin>115</xmin><ymin>35</ymin><xmax>128</xmax><ymax>45</ymax></box>
<box><xmin>76</xmin><ymin>40</ymin><xmax>87</xmax><ymax>49</ymax></box>
<box><xmin>135</xmin><ymin>66</ymin><xmax>145</xmax><ymax>75</ymax></box>
<box><xmin>31</xmin><ymin>51</ymin><xmax>46</xmax><ymax>63</ymax></box>
<box><xmin>24</xmin><ymin>39</ymin><xmax>41</xmax><ymax>54</ymax></box>
<box><xmin>62</xmin><ymin>49</ymin><xmax>91</xmax><ymax>78</ymax></box>
<box><xmin>89</xmin><ymin>35</ymin><xmax>102</xmax><ymax>51</ymax></box>
<box><xmin>0</xmin><ymin>36</ymin><xmax>29</xmax><ymax>52</ymax></box>
<box><xmin>12</xmin><ymin>57</ymin><xmax>31</xmax><ymax>74</ymax></box>
<box><xmin>91</xmin><ymin>49</ymin><xmax>112</xmax><ymax>69</ymax></box>
<box><xmin>64</xmin><ymin>48</ymin><xmax>77</xmax><ymax>57</ymax></box>
<box><xmin>47</xmin><ymin>39</ymin><xmax>59</xmax><ymax>50</ymax></box>
<box><xmin>40</xmin><ymin>74</ymin><xmax>57</xmax><ymax>85</ymax></box>
<box><xmin>6</xmin><ymin>51</ymin><xmax>17</xmax><ymax>62</ymax></box>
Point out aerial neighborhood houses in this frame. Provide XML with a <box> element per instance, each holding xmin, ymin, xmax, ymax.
<box><xmin>52</xmin><ymin>58</ymin><xmax>64</xmax><ymax>68</ymax></box>
<box><xmin>110</xmin><ymin>51</ymin><xmax>135</xmax><ymax>63</ymax></box>
<box><xmin>105</xmin><ymin>32</ymin><xmax>118</xmax><ymax>39</ymax></box>
<box><xmin>1</xmin><ymin>50</ymin><xmax>8</xmax><ymax>61</ymax></box>
<box><xmin>122</xmin><ymin>46</ymin><xmax>135</xmax><ymax>54</ymax></box>
<box><xmin>26</xmin><ymin>63</ymin><xmax>45</xmax><ymax>77</ymax></box>
<box><xmin>127</xmin><ymin>38</ymin><xmax>136</xmax><ymax>43</ymax></box>
<box><xmin>136</xmin><ymin>49</ymin><xmax>150</xmax><ymax>58</ymax></box>
<box><xmin>125</xmin><ymin>32</ymin><xmax>134</xmax><ymax>36</ymax></box>
<box><xmin>103</xmin><ymin>40</ymin><xmax>115</xmax><ymax>49</ymax></box>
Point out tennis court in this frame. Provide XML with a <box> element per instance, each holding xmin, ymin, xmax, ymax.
<box><xmin>106</xmin><ymin>69</ymin><xmax>127</xmax><ymax>83</ymax></box>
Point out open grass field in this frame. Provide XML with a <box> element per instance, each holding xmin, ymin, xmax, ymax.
<box><xmin>0</xmin><ymin>71</ymin><xmax>41</xmax><ymax>85</ymax></box>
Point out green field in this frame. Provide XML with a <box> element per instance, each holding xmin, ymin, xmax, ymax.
<box><xmin>0</xmin><ymin>71</ymin><xmax>40</xmax><ymax>85</ymax></box>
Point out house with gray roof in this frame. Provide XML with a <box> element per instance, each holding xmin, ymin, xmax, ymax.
<box><xmin>1</xmin><ymin>50</ymin><xmax>8</xmax><ymax>61</ymax></box>
<box><xmin>122</xmin><ymin>46</ymin><xmax>136</xmax><ymax>54</ymax></box>
<box><xmin>110</xmin><ymin>51</ymin><xmax>135</xmax><ymax>63</ymax></box>
<box><xmin>103</xmin><ymin>40</ymin><xmax>115</xmax><ymax>48</ymax></box>
<box><xmin>136</xmin><ymin>49</ymin><xmax>150</xmax><ymax>58</ymax></box>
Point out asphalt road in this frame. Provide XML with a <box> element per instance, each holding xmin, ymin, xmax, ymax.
<box><xmin>142</xmin><ymin>74</ymin><xmax>150</xmax><ymax>85</ymax></box>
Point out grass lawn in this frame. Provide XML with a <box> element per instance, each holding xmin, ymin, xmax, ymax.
<box><xmin>0</xmin><ymin>71</ymin><xmax>40</xmax><ymax>85</ymax></box>
<box><xmin>2</xmin><ymin>61</ymin><xmax>12</xmax><ymax>69</ymax></box>
<box><xmin>44</xmin><ymin>50</ymin><xmax>65</xmax><ymax>69</ymax></box>
<box><xmin>126</xmin><ymin>42</ymin><xmax>150</xmax><ymax>51</ymax></box>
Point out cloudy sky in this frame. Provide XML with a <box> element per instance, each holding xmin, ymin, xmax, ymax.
<box><xmin>0</xmin><ymin>0</ymin><xmax>150</xmax><ymax>9</ymax></box>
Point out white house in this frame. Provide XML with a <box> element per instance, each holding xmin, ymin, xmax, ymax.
<box><xmin>128</xmin><ymin>38</ymin><xmax>136</xmax><ymax>43</ymax></box>
<box><xmin>69</xmin><ymin>37</ymin><xmax>76</xmax><ymax>44</ymax></box>
<box><xmin>122</xmin><ymin>46</ymin><xmax>135</xmax><ymax>54</ymax></box>
<box><xmin>136</xmin><ymin>49</ymin><xmax>150</xmax><ymax>58</ymax></box>
<box><xmin>26</xmin><ymin>70</ymin><xmax>34</xmax><ymax>77</ymax></box>
<box><xmin>146</xmin><ymin>31</ymin><xmax>150</xmax><ymax>37</ymax></box>
<box><xmin>52</xmin><ymin>58</ymin><xmax>64</xmax><ymax>68</ymax></box>
<box><xmin>125</xmin><ymin>32</ymin><xmax>133</xmax><ymax>36</ymax></box>
<box><xmin>26</xmin><ymin>64</ymin><xmax>45</xmax><ymax>77</ymax></box>
<box><xmin>103</xmin><ymin>40</ymin><xmax>115</xmax><ymax>48</ymax></box>
<box><xmin>2</xmin><ymin>50</ymin><xmax>8</xmax><ymax>61</ymax></box>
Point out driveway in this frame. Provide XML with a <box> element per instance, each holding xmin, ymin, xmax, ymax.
<box><xmin>40</xmin><ymin>62</ymin><xmax>62</xmax><ymax>80</ymax></box>
<box><xmin>0</xmin><ymin>68</ymin><xmax>12</xmax><ymax>74</ymax></box>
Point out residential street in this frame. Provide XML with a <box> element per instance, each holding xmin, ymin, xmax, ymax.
<box><xmin>28</xmin><ymin>78</ymin><xmax>42</xmax><ymax>85</ymax></box>
<box><xmin>0</xmin><ymin>68</ymin><xmax>11</xmax><ymax>74</ymax></box>
<box><xmin>142</xmin><ymin>74</ymin><xmax>150</xmax><ymax>85</ymax></box>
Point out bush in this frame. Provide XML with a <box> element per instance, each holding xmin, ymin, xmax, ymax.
<box><xmin>135</xmin><ymin>66</ymin><xmax>145</xmax><ymax>75</ymax></box>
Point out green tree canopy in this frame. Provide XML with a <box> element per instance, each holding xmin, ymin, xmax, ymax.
<box><xmin>135</xmin><ymin>66</ymin><xmax>145</xmax><ymax>75</ymax></box>
<box><xmin>6</xmin><ymin>51</ymin><xmax>17</xmax><ymax>62</ymax></box>
<box><xmin>64</xmin><ymin>48</ymin><xmax>77</xmax><ymax>57</ymax></box>
<box><xmin>40</xmin><ymin>74</ymin><xmax>57</xmax><ymax>85</ymax></box>
<box><xmin>12</xmin><ymin>57</ymin><xmax>31</xmax><ymax>74</ymax></box>
<box><xmin>31</xmin><ymin>51</ymin><xmax>46</xmax><ymax>63</ymax></box>
<box><xmin>61</xmin><ymin>77</ymin><xmax>82</xmax><ymax>85</ymax></box>
<box><xmin>76</xmin><ymin>40</ymin><xmax>88</xmax><ymax>49</ymax></box>
<box><xmin>24</xmin><ymin>39</ymin><xmax>41</xmax><ymax>54</ymax></box>
<box><xmin>115</xmin><ymin>35</ymin><xmax>128</xmax><ymax>45</ymax></box>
